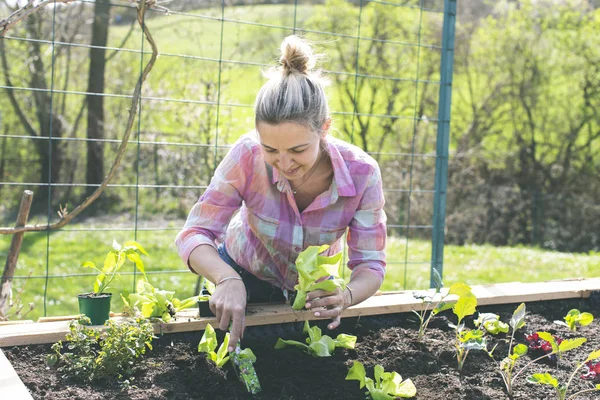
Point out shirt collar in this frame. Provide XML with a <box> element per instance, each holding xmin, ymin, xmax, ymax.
<box><xmin>270</xmin><ymin>138</ymin><xmax>356</xmax><ymax>197</ymax></box>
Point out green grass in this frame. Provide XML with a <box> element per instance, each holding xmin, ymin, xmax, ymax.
<box><xmin>1</xmin><ymin>222</ymin><xmax>598</xmax><ymax>321</ymax></box>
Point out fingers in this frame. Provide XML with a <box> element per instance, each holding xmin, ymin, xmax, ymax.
<box><xmin>305</xmin><ymin>288</ymin><xmax>342</xmax><ymax>310</ymax></box>
<box><xmin>305</xmin><ymin>287</ymin><xmax>346</xmax><ymax>329</ymax></box>
<box><xmin>328</xmin><ymin>315</ymin><xmax>342</xmax><ymax>330</ymax></box>
<box><xmin>228</xmin><ymin>306</ymin><xmax>246</xmax><ymax>352</ymax></box>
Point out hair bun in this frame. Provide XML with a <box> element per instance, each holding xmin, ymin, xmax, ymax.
<box><xmin>279</xmin><ymin>35</ymin><xmax>316</xmax><ymax>75</ymax></box>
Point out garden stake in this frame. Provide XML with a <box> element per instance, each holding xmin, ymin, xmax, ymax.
<box><xmin>229</xmin><ymin>342</ymin><xmax>261</xmax><ymax>394</ymax></box>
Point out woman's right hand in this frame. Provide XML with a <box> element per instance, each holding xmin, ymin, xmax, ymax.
<box><xmin>209</xmin><ymin>278</ymin><xmax>247</xmax><ymax>352</ymax></box>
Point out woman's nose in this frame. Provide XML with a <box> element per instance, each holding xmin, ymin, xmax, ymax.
<box><xmin>279</xmin><ymin>154</ymin><xmax>293</xmax><ymax>171</ymax></box>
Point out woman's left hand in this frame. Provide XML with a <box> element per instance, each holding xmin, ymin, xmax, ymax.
<box><xmin>305</xmin><ymin>287</ymin><xmax>351</xmax><ymax>330</ymax></box>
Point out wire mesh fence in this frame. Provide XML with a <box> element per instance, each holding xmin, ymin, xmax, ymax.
<box><xmin>0</xmin><ymin>0</ymin><xmax>454</xmax><ymax>319</ymax></box>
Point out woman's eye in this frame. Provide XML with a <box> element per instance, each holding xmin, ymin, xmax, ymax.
<box><xmin>265</xmin><ymin>148</ymin><xmax>277</xmax><ymax>153</ymax></box>
<box><xmin>291</xmin><ymin>149</ymin><xmax>306</xmax><ymax>154</ymax></box>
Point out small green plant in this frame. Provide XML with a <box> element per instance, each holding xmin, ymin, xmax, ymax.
<box><xmin>484</xmin><ymin>303</ymin><xmax>528</xmax><ymax>398</ymax></box>
<box><xmin>474</xmin><ymin>312</ymin><xmax>509</xmax><ymax>335</ymax></box>
<box><xmin>122</xmin><ymin>278</ymin><xmax>206</xmax><ymax>322</ymax></box>
<box><xmin>346</xmin><ymin>361</ymin><xmax>417</xmax><ymax>399</ymax></box>
<box><xmin>554</xmin><ymin>309</ymin><xmax>594</xmax><ymax>332</ymax></box>
<box><xmin>82</xmin><ymin>240</ymin><xmax>148</xmax><ymax>294</ymax></box>
<box><xmin>198</xmin><ymin>323</ymin><xmax>257</xmax><ymax>369</ymax></box>
<box><xmin>411</xmin><ymin>272</ymin><xmax>472</xmax><ymax>340</ymax></box>
<box><xmin>198</xmin><ymin>323</ymin><xmax>232</xmax><ymax>367</ymax></box>
<box><xmin>527</xmin><ymin>349</ymin><xmax>600</xmax><ymax>400</ymax></box>
<box><xmin>47</xmin><ymin>316</ymin><xmax>154</xmax><ymax>382</ymax></box>
<box><xmin>275</xmin><ymin>320</ymin><xmax>356</xmax><ymax>357</ymax></box>
<box><xmin>448</xmin><ymin>291</ymin><xmax>487</xmax><ymax>370</ymax></box>
<box><xmin>292</xmin><ymin>245</ymin><xmax>345</xmax><ymax>310</ymax></box>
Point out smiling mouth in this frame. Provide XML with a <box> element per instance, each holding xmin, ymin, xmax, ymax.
<box><xmin>283</xmin><ymin>166</ymin><xmax>301</xmax><ymax>175</ymax></box>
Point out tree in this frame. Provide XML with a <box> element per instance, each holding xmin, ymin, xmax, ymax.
<box><xmin>86</xmin><ymin>1</ymin><xmax>110</xmax><ymax>196</ymax></box>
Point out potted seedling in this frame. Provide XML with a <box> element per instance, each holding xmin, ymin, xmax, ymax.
<box><xmin>78</xmin><ymin>240</ymin><xmax>147</xmax><ymax>325</ymax></box>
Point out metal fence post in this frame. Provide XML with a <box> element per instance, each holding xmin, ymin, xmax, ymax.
<box><xmin>430</xmin><ymin>0</ymin><xmax>456</xmax><ymax>288</ymax></box>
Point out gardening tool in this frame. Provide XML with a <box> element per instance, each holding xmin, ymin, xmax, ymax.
<box><xmin>229</xmin><ymin>342</ymin><xmax>261</xmax><ymax>394</ymax></box>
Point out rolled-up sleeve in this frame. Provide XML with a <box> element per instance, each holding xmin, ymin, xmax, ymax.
<box><xmin>346</xmin><ymin>165</ymin><xmax>387</xmax><ymax>286</ymax></box>
<box><xmin>175</xmin><ymin>139</ymin><xmax>252</xmax><ymax>266</ymax></box>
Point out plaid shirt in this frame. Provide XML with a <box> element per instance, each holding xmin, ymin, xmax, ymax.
<box><xmin>176</xmin><ymin>132</ymin><xmax>386</xmax><ymax>291</ymax></box>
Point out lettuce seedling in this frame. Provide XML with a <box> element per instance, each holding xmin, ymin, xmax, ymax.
<box><xmin>346</xmin><ymin>361</ymin><xmax>417</xmax><ymax>399</ymax></box>
<box><xmin>292</xmin><ymin>245</ymin><xmax>345</xmax><ymax>310</ymax></box>
<box><xmin>275</xmin><ymin>320</ymin><xmax>356</xmax><ymax>357</ymax></box>
<box><xmin>527</xmin><ymin>349</ymin><xmax>600</xmax><ymax>400</ymax></box>
<box><xmin>122</xmin><ymin>278</ymin><xmax>206</xmax><ymax>322</ymax></box>
<box><xmin>198</xmin><ymin>323</ymin><xmax>258</xmax><ymax>379</ymax></box>
<box><xmin>198</xmin><ymin>323</ymin><xmax>231</xmax><ymax>367</ymax></box>
<box><xmin>554</xmin><ymin>309</ymin><xmax>594</xmax><ymax>332</ymax></box>
<box><xmin>474</xmin><ymin>312</ymin><xmax>509</xmax><ymax>335</ymax></box>
<box><xmin>449</xmin><ymin>291</ymin><xmax>486</xmax><ymax>370</ymax></box>
<box><xmin>412</xmin><ymin>271</ymin><xmax>472</xmax><ymax>340</ymax></box>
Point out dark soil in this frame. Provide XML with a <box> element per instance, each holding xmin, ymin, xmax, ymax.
<box><xmin>4</xmin><ymin>296</ymin><xmax>600</xmax><ymax>400</ymax></box>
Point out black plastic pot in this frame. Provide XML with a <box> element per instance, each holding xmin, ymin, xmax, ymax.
<box><xmin>198</xmin><ymin>286</ymin><xmax>214</xmax><ymax>317</ymax></box>
<box><xmin>77</xmin><ymin>292</ymin><xmax>112</xmax><ymax>325</ymax></box>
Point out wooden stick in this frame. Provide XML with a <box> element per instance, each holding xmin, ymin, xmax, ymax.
<box><xmin>0</xmin><ymin>191</ymin><xmax>33</xmax><ymax>317</ymax></box>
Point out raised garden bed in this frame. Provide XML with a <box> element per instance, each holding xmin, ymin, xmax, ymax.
<box><xmin>2</xmin><ymin>280</ymin><xmax>600</xmax><ymax>400</ymax></box>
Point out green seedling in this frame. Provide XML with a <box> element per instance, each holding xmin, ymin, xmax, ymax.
<box><xmin>198</xmin><ymin>323</ymin><xmax>232</xmax><ymax>368</ymax></box>
<box><xmin>448</xmin><ymin>291</ymin><xmax>487</xmax><ymax>370</ymax></box>
<box><xmin>528</xmin><ymin>349</ymin><xmax>600</xmax><ymax>400</ymax></box>
<box><xmin>484</xmin><ymin>303</ymin><xmax>527</xmax><ymax>398</ymax></box>
<box><xmin>346</xmin><ymin>361</ymin><xmax>416</xmax><ymax>399</ymax></box>
<box><xmin>122</xmin><ymin>278</ymin><xmax>206</xmax><ymax>322</ymax></box>
<box><xmin>554</xmin><ymin>309</ymin><xmax>594</xmax><ymax>332</ymax></box>
<box><xmin>275</xmin><ymin>320</ymin><xmax>356</xmax><ymax>357</ymax></box>
<box><xmin>292</xmin><ymin>245</ymin><xmax>345</xmax><ymax>310</ymax></box>
<box><xmin>411</xmin><ymin>271</ymin><xmax>472</xmax><ymax>340</ymax></box>
<box><xmin>82</xmin><ymin>240</ymin><xmax>147</xmax><ymax>295</ymax></box>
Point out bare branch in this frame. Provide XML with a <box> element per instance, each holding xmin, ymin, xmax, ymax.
<box><xmin>0</xmin><ymin>0</ymin><xmax>72</xmax><ymax>37</ymax></box>
<box><xmin>0</xmin><ymin>0</ymin><xmax>159</xmax><ymax>234</ymax></box>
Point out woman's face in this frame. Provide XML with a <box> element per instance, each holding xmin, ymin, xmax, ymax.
<box><xmin>257</xmin><ymin>121</ymin><xmax>325</xmax><ymax>182</ymax></box>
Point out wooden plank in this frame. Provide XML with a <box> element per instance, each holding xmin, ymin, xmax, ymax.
<box><xmin>0</xmin><ymin>278</ymin><xmax>599</xmax><ymax>346</ymax></box>
<box><xmin>0</xmin><ymin>349</ymin><xmax>33</xmax><ymax>400</ymax></box>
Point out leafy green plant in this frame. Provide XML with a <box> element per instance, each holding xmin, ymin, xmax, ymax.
<box><xmin>474</xmin><ymin>312</ymin><xmax>509</xmax><ymax>335</ymax></box>
<box><xmin>448</xmin><ymin>291</ymin><xmax>486</xmax><ymax>370</ymax></box>
<box><xmin>47</xmin><ymin>316</ymin><xmax>154</xmax><ymax>382</ymax></box>
<box><xmin>411</xmin><ymin>272</ymin><xmax>472</xmax><ymax>340</ymax></box>
<box><xmin>198</xmin><ymin>323</ymin><xmax>231</xmax><ymax>367</ymax></box>
<box><xmin>554</xmin><ymin>309</ymin><xmax>594</xmax><ymax>332</ymax></box>
<box><xmin>484</xmin><ymin>303</ymin><xmax>528</xmax><ymax>398</ymax></box>
<box><xmin>82</xmin><ymin>240</ymin><xmax>148</xmax><ymax>295</ymax></box>
<box><xmin>198</xmin><ymin>323</ymin><xmax>257</xmax><ymax>369</ymax></box>
<box><xmin>346</xmin><ymin>361</ymin><xmax>417</xmax><ymax>399</ymax></box>
<box><xmin>527</xmin><ymin>350</ymin><xmax>600</xmax><ymax>400</ymax></box>
<box><xmin>275</xmin><ymin>320</ymin><xmax>356</xmax><ymax>357</ymax></box>
<box><xmin>292</xmin><ymin>245</ymin><xmax>345</xmax><ymax>310</ymax></box>
<box><xmin>121</xmin><ymin>278</ymin><xmax>206</xmax><ymax>322</ymax></box>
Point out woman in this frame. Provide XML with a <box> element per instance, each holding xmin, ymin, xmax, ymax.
<box><xmin>176</xmin><ymin>35</ymin><xmax>386</xmax><ymax>352</ymax></box>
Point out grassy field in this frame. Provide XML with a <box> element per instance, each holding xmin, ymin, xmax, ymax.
<box><xmin>1</xmin><ymin>221</ymin><xmax>598</xmax><ymax>321</ymax></box>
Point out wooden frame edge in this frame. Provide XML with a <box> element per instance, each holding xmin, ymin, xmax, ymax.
<box><xmin>1</xmin><ymin>278</ymin><xmax>599</xmax><ymax>347</ymax></box>
<box><xmin>0</xmin><ymin>349</ymin><xmax>34</xmax><ymax>400</ymax></box>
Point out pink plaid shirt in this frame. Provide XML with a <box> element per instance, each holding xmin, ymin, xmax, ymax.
<box><xmin>176</xmin><ymin>132</ymin><xmax>386</xmax><ymax>291</ymax></box>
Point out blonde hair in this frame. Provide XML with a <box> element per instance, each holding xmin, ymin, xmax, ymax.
<box><xmin>254</xmin><ymin>35</ymin><xmax>330</xmax><ymax>134</ymax></box>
